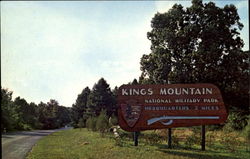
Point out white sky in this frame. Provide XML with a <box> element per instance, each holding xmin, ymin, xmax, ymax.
<box><xmin>1</xmin><ymin>1</ymin><xmax>249</xmax><ymax>107</ymax></box>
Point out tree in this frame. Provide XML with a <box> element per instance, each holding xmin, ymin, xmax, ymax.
<box><xmin>14</xmin><ymin>98</ymin><xmax>40</xmax><ymax>130</ymax></box>
<box><xmin>140</xmin><ymin>0</ymin><xmax>249</xmax><ymax>114</ymax></box>
<box><xmin>87</xmin><ymin>78</ymin><xmax>115</xmax><ymax>117</ymax></box>
<box><xmin>37</xmin><ymin>99</ymin><xmax>71</xmax><ymax>129</ymax></box>
<box><xmin>2</xmin><ymin>87</ymin><xmax>71</xmax><ymax>131</ymax></box>
<box><xmin>111</xmin><ymin>86</ymin><xmax>119</xmax><ymax>117</ymax></box>
<box><xmin>37</xmin><ymin>102</ymin><xmax>48</xmax><ymax>129</ymax></box>
<box><xmin>128</xmin><ymin>78</ymin><xmax>139</xmax><ymax>85</ymax></box>
<box><xmin>78</xmin><ymin>118</ymin><xmax>85</xmax><ymax>130</ymax></box>
<box><xmin>28</xmin><ymin>102</ymin><xmax>40</xmax><ymax>129</ymax></box>
<box><xmin>71</xmin><ymin>87</ymin><xmax>90</xmax><ymax>128</ymax></box>
<box><xmin>57</xmin><ymin>106</ymin><xmax>71</xmax><ymax>128</ymax></box>
<box><xmin>1</xmin><ymin>88</ymin><xmax>21</xmax><ymax>132</ymax></box>
<box><xmin>96</xmin><ymin>110</ymin><xmax>109</xmax><ymax>136</ymax></box>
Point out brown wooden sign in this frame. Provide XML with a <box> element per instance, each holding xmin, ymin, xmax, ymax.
<box><xmin>118</xmin><ymin>84</ymin><xmax>228</xmax><ymax>132</ymax></box>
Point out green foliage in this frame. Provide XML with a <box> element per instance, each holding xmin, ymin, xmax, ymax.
<box><xmin>1</xmin><ymin>87</ymin><xmax>71</xmax><ymax>132</ymax></box>
<box><xmin>87</xmin><ymin>78</ymin><xmax>116</xmax><ymax>117</ymax></box>
<box><xmin>117</xmin><ymin>129</ymin><xmax>134</xmax><ymax>139</ymax></box>
<box><xmin>220</xmin><ymin>132</ymin><xmax>241</xmax><ymax>153</ymax></box>
<box><xmin>86</xmin><ymin>117</ymin><xmax>97</xmax><ymax>131</ymax></box>
<box><xmin>37</xmin><ymin>100</ymin><xmax>71</xmax><ymax>130</ymax></box>
<box><xmin>143</xmin><ymin>133</ymin><xmax>163</xmax><ymax>145</ymax></box>
<box><xmin>78</xmin><ymin>118</ymin><xmax>85</xmax><ymax>130</ymax></box>
<box><xmin>109</xmin><ymin>115</ymin><xmax>118</xmax><ymax>127</ymax></box>
<box><xmin>140</xmin><ymin>0</ymin><xmax>249</xmax><ymax>121</ymax></box>
<box><xmin>206</xmin><ymin>131</ymin><xmax>215</xmax><ymax>147</ymax></box>
<box><xmin>71</xmin><ymin>87</ymin><xmax>90</xmax><ymax>128</ymax></box>
<box><xmin>1</xmin><ymin>88</ymin><xmax>23</xmax><ymax>131</ymax></box>
<box><xmin>242</xmin><ymin>118</ymin><xmax>250</xmax><ymax>151</ymax></box>
<box><xmin>20</xmin><ymin>123</ymin><xmax>33</xmax><ymax>130</ymax></box>
<box><xmin>243</xmin><ymin>118</ymin><xmax>250</xmax><ymax>140</ymax></box>
<box><xmin>114</xmin><ymin>136</ymin><xmax>123</xmax><ymax>146</ymax></box>
<box><xmin>96</xmin><ymin>110</ymin><xmax>109</xmax><ymax>136</ymax></box>
<box><xmin>184</xmin><ymin>133</ymin><xmax>200</xmax><ymax>148</ymax></box>
<box><xmin>206</xmin><ymin>124</ymin><xmax>224</xmax><ymax>131</ymax></box>
<box><xmin>171</xmin><ymin>134</ymin><xmax>180</xmax><ymax>147</ymax></box>
<box><xmin>71</xmin><ymin>78</ymin><xmax>117</xmax><ymax>131</ymax></box>
<box><xmin>224</xmin><ymin>112</ymin><xmax>249</xmax><ymax>131</ymax></box>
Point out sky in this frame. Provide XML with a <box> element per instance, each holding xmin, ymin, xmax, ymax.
<box><xmin>1</xmin><ymin>0</ymin><xmax>249</xmax><ymax>107</ymax></box>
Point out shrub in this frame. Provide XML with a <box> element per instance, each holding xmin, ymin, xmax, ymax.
<box><xmin>206</xmin><ymin>131</ymin><xmax>215</xmax><ymax>147</ymax></box>
<box><xmin>220</xmin><ymin>133</ymin><xmax>241</xmax><ymax>153</ymax></box>
<box><xmin>86</xmin><ymin>117</ymin><xmax>97</xmax><ymax>131</ymax></box>
<box><xmin>184</xmin><ymin>133</ymin><xmax>200</xmax><ymax>148</ymax></box>
<box><xmin>96</xmin><ymin>110</ymin><xmax>109</xmax><ymax>136</ymax></box>
<box><xmin>85</xmin><ymin>119</ymin><xmax>90</xmax><ymax>130</ymax></box>
<box><xmin>171</xmin><ymin>134</ymin><xmax>180</xmax><ymax>147</ymax></box>
<box><xmin>118</xmin><ymin>129</ymin><xmax>133</xmax><ymax>139</ymax></box>
<box><xmin>220</xmin><ymin>129</ymin><xmax>241</xmax><ymax>152</ymax></box>
<box><xmin>144</xmin><ymin>133</ymin><xmax>163</xmax><ymax>145</ymax></box>
<box><xmin>108</xmin><ymin>115</ymin><xmax>118</xmax><ymax>127</ymax></box>
<box><xmin>78</xmin><ymin>118</ymin><xmax>85</xmax><ymax>131</ymax></box>
<box><xmin>21</xmin><ymin>123</ymin><xmax>33</xmax><ymax>131</ymax></box>
<box><xmin>206</xmin><ymin>124</ymin><xmax>223</xmax><ymax>131</ymax></box>
<box><xmin>242</xmin><ymin>118</ymin><xmax>250</xmax><ymax>151</ymax></box>
<box><xmin>224</xmin><ymin>112</ymin><xmax>249</xmax><ymax>131</ymax></box>
<box><xmin>191</xmin><ymin>126</ymin><xmax>200</xmax><ymax>134</ymax></box>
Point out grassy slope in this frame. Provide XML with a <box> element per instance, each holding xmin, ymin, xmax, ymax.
<box><xmin>26</xmin><ymin>128</ymin><xmax>250</xmax><ymax>159</ymax></box>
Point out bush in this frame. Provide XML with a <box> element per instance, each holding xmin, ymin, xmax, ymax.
<box><xmin>206</xmin><ymin>124</ymin><xmax>224</xmax><ymax>131</ymax></box>
<box><xmin>242</xmin><ymin>118</ymin><xmax>250</xmax><ymax>151</ymax></box>
<box><xmin>206</xmin><ymin>131</ymin><xmax>215</xmax><ymax>147</ymax></box>
<box><xmin>184</xmin><ymin>133</ymin><xmax>200</xmax><ymax>148</ymax></box>
<box><xmin>171</xmin><ymin>134</ymin><xmax>180</xmax><ymax>147</ymax></box>
<box><xmin>144</xmin><ymin>133</ymin><xmax>163</xmax><ymax>145</ymax></box>
<box><xmin>96</xmin><ymin>110</ymin><xmax>109</xmax><ymax>136</ymax></box>
<box><xmin>118</xmin><ymin>129</ymin><xmax>133</xmax><ymax>139</ymax></box>
<box><xmin>109</xmin><ymin>115</ymin><xmax>118</xmax><ymax>127</ymax></box>
<box><xmin>21</xmin><ymin>123</ymin><xmax>33</xmax><ymax>131</ymax></box>
<box><xmin>220</xmin><ymin>133</ymin><xmax>241</xmax><ymax>153</ymax></box>
<box><xmin>78</xmin><ymin>118</ymin><xmax>85</xmax><ymax>130</ymax></box>
<box><xmin>86</xmin><ymin>117</ymin><xmax>97</xmax><ymax>131</ymax></box>
<box><xmin>224</xmin><ymin>112</ymin><xmax>249</xmax><ymax>131</ymax></box>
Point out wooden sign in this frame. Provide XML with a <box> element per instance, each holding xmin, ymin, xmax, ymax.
<box><xmin>118</xmin><ymin>84</ymin><xmax>227</xmax><ymax>132</ymax></box>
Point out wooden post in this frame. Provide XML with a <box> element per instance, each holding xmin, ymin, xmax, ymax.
<box><xmin>201</xmin><ymin>125</ymin><xmax>205</xmax><ymax>151</ymax></box>
<box><xmin>134</xmin><ymin>131</ymin><xmax>139</xmax><ymax>146</ymax></box>
<box><xmin>168</xmin><ymin>128</ymin><xmax>172</xmax><ymax>148</ymax></box>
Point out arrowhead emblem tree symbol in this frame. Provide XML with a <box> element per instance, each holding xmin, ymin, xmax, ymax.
<box><xmin>121</xmin><ymin>99</ymin><xmax>141</xmax><ymax>128</ymax></box>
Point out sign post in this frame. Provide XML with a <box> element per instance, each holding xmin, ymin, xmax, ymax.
<box><xmin>168</xmin><ymin>128</ymin><xmax>172</xmax><ymax>148</ymax></box>
<box><xmin>117</xmin><ymin>84</ymin><xmax>227</xmax><ymax>147</ymax></box>
<box><xmin>201</xmin><ymin>125</ymin><xmax>206</xmax><ymax>150</ymax></box>
<box><xmin>134</xmin><ymin>132</ymin><xmax>139</xmax><ymax>146</ymax></box>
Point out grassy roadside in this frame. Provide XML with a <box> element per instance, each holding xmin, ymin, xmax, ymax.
<box><xmin>26</xmin><ymin>128</ymin><xmax>250</xmax><ymax>159</ymax></box>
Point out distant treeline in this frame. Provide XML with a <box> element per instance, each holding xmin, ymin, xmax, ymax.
<box><xmin>1</xmin><ymin>77</ymin><xmax>125</xmax><ymax>132</ymax></box>
<box><xmin>1</xmin><ymin>88</ymin><xmax>71</xmax><ymax>132</ymax></box>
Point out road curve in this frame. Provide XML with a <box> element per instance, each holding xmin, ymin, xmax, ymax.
<box><xmin>1</xmin><ymin>128</ymin><xmax>71</xmax><ymax>159</ymax></box>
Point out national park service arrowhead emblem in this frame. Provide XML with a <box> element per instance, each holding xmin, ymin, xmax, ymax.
<box><xmin>121</xmin><ymin>99</ymin><xmax>142</xmax><ymax>128</ymax></box>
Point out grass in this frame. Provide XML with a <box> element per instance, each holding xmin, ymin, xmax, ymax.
<box><xmin>26</xmin><ymin>128</ymin><xmax>250</xmax><ymax>159</ymax></box>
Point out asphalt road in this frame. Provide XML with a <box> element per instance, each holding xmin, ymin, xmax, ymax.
<box><xmin>1</xmin><ymin>128</ymin><xmax>71</xmax><ymax>159</ymax></box>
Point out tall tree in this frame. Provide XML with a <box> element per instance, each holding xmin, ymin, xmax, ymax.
<box><xmin>14</xmin><ymin>97</ymin><xmax>35</xmax><ymax>130</ymax></box>
<box><xmin>87</xmin><ymin>78</ymin><xmax>115</xmax><ymax>117</ymax></box>
<box><xmin>111</xmin><ymin>86</ymin><xmax>119</xmax><ymax>116</ymax></box>
<box><xmin>1</xmin><ymin>88</ymin><xmax>21</xmax><ymax>132</ymax></box>
<box><xmin>140</xmin><ymin>0</ymin><xmax>249</xmax><ymax>112</ymax></box>
<box><xmin>37</xmin><ymin>101</ymin><xmax>48</xmax><ymax>129</ymax></box>
<box><xmin>71</xmin><ymin>87</ymin><xmax>90</xmax><ymax>128</ymax></box>
<box><xmin>37</xmin><ymin>99</ymin><xmax>71</xmax><ymax>129</ymax></box>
